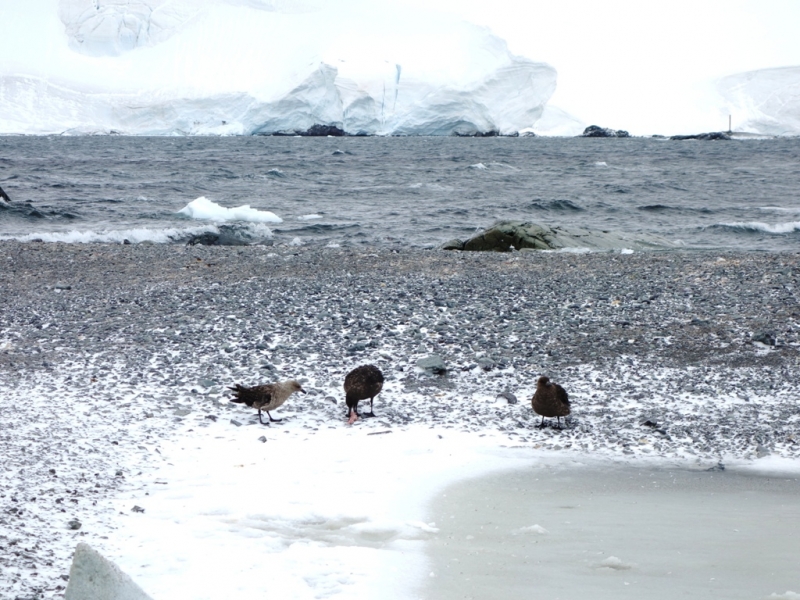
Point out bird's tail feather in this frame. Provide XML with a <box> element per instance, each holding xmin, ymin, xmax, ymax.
<box><xmin>229</xmin><ymin>384</ymin><xmax>247</xmax><ymax>403</ymax></box>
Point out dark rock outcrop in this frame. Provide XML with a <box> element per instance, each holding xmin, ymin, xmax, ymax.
<box><xmin>443</xmin><ymin>220</ymin><xmax>673</xmax><ymax>252</ymax></box>
<box><xmin>581</xmin><ymin>125</ymin><xmax>630</xmax><ymax>138</ymax></box>
<box><xmin>670</xmin><ymin>131</ymin><xmax>731</xmax><ymax>141</ymax></box>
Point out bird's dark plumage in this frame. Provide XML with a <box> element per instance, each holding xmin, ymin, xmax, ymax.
<box><xmin>344</xmin><ymin>364</ymin><xmax>384</xmax><ymax>423</ymax></box>
<box><xmin>0</xmin><ymin>185</ymin><xmax>10</xmax><ymax>203</ymax></box>
<box><xmin>229</xmin><ymin>379</ymin><xmax>305</xmax><ymax>424</ymax></box>
<box><xmin>531</xmin><ymin>376</ymin><xmax>570</xmax><ymax>428</ymax></box>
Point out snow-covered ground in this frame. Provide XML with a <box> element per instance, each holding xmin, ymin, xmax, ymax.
<box><xmin>1</xmin><ymin>243</ymin><xmax>799</xmax><ymax>598</ymax></box>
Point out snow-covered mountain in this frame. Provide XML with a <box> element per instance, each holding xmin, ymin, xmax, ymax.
<box><xmin>718</xmin><ymin>66</ymin><xmax>800</xmax><ymax>136</ymax></box>
<box><xmin>0</xmin><ymin>0</ymin><xmax>557</xmax><ymax>136</ymax></box>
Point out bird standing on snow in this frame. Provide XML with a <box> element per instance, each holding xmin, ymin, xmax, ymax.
<box><xmin>229</xmin><ymin>380</ymin><xmax>306</xmax><ymax>424</ymax></box>
<box><xmin>344</xmin><ymin>364</ymin><xmax>384</xmax><ymax>424</ymax></box>
<box><xmin>531</xmin><ymin>376</ymin><xmax>570</xmax><ymax>428</ymax></box>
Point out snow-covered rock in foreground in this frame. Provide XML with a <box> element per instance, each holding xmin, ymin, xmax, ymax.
<box><xmin>65</xmin><ymin>543</ymin><xmax>154</xmax><ymax>600</ymax></box>
<box><xmin>718</xmin><ymin>66</ymin><xmax>800</xmax><ymax>136</ymax></box>
<box><xmin>0</xmin><ymin>1</ymin><xmax>556</xmax><ymax>136</ymax></box>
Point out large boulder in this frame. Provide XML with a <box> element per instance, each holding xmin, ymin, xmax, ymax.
<box><xmin>65</xmin><ymin>542</ymin><xmax>154</xmax><ymax>600</ymax></box>
<box><xmin>444</xmin><ymin>220</ymin><xmax>672</xmax><ymax>252</ymax></box>
<box><xmin>581</xmin><ymin>125</ymin><xmax>630</xmax><ymax>138</ymax></box>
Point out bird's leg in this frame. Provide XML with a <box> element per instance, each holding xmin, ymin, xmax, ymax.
<box><xmin>347</xmin><ymin>407</ymin><xmax>358</xmax><ymax>425</ymax></box>
<box><xmin>363</xmin><ymin>397</ymin><xmax>376</xmax><ymax>418</ymax></box>
<box><xmin>267</xmin><ymin>411</ymin><xmax>282</xmax><ymax>423</ymax></box>
<box><xmin>258</xmin><ymin>409</ymin><xmax>269</xmax><ymax>425</ymax></box>
<box><xmin>537</xmin><ymin>416</ymin><xmax>546</xmax><ymax>429</ymax></box>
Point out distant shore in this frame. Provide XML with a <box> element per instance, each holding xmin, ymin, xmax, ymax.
<box><xmin>1</xmin><ymin>242</ymin><xmax>799</xmax><ymax>598</ymax></box>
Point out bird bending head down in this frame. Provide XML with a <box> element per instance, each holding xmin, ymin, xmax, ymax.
<box><xmin>531</xmin><ymin>375</ymin><xmax>571</xmax><ymax>429</ymax></box>
<box><xmin>344</xmin><ymin>364</ymin><xmax>384</xmax><ymax>424</ymax></box>
<box><xmin>229</xmin><ymin>379</ymin><xmax>306</xmax><ymax>425</ymax></box>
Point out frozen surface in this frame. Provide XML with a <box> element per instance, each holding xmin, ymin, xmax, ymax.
<box><xmin>718</xmin><ymin>67</ymin><xmax>800</xmax><ymax>136</ymax></box>
<box><xmin>427</xmin><ymin>462</ymin><xmax>800</xmax><ymax>599</ymax></box>
<box><xmin>0</xmin><ymin>1</ymin><xmax>556</xmax><ymax>136</ymax></box>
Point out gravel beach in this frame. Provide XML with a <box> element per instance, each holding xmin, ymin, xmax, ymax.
<box><xmin>1</xmin><ymin>241</ymin><xmax>799</xmax><ymax>598</ymax></box>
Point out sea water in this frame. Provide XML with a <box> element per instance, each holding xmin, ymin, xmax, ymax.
<box><xmin>1</xmin><ymin>136</ymin><xmax>800</xmax><ymax>250</ymax></box>
<box><xmin>426</xmin><ymin>462</ymin><xmax>800</xmax><ymax>599</ymax></box>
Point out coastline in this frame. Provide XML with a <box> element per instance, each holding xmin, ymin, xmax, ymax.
<box><xmin>1</xmin><ymin>242</ymin><xmax>799</xmax><ymax>598</ymax></box>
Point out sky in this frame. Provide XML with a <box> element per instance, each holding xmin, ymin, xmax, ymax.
<box><xmin>414</xmin><ymin>0</ymin><xmax>800</xmax><ymax>133</ymax></box>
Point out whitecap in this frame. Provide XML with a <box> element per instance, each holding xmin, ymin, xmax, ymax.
<box><xmin>719</xmin><ymin>221</ymin><xmax>800</xmax><ymax>234</ymax></box>
<box><xmin>177</xmin><ymin>196</ymin><xmax>282</xmax><ymax>223</ymax></box>
<box><xmin>468</xmin><ymin>163</ymin><xmax>487</xmax><ymax>170</ymax></box>
<box><xmin>297</xmin><ymin>214</ymin><xmax>323</xmax><ymax>221</ymax></box>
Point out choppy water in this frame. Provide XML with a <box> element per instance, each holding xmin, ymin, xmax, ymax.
<box><xmin>1</xmin><ymin>136</ymin><xmax>799</xmax><ymax>250</ymax></box>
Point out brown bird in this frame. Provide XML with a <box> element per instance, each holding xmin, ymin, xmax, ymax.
<box><xmin>344</xmin><ymin>364</ymin><xmax>384</xmax><ymax>424</ymax></box>
<box><xmin>531</xmin><ymin>376</ymin><xmax>570</xmax><ymax>429</ymax></box>
<box><xmin>229</xmin><ymin>379</ymin><xmax>306</xmax><ymax>424</ymax></box>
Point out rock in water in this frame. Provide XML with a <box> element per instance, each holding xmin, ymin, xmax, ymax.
<box><xmin>531</xmin><ymin>376</ymin><xmax>571</xmax><ymax>428</ymax></box>
<box><xmin>229</xmin><ymin>380</ymin><xmax>306</xmax><ymax>424</ymax></box>
<box><xmin>65</xmin><ymin>542</ymin><xmax>154</xmax><ymax>600</ymax></box>
<box><xmin>581</xmin><ymin>125</ymin><xmax>630</xmax><ymax>138</ymax></box>
<box><xmin>344</xmin><ymin>364</ymin><xmax>384</xmax><ymax>423</ymax></box>
<box><xmin>446</xmin><ymin>220</ymin><xmax>673</xmax><ymax>252</ymax></box>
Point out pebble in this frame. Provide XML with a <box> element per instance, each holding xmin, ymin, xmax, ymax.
<box><xmin>1</xmin><ymin>242</ymin><xmax>798</xmax><ymax>600</ymax></box>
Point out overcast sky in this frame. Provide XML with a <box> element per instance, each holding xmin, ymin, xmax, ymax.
<box><xmin>415</xmin><ymin>0</ymin><xmax>800</xmax><ymax>133</ymax></box>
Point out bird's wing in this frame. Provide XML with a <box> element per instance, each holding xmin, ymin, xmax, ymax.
<box><xmin>556</xmin><ymin>385</ymin><xmax>569</xmax><ymax>405</ymax></box>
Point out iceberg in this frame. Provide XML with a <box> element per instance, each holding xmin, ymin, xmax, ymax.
<box><xmin>0</xmin><ymin>1</ymin><xmax>557</xmax><ymax>136</ymax></box>
<box><xmin>718</xmin><ymin>66</ymin><xmax>800</xmax><ymax>136</ymax></box>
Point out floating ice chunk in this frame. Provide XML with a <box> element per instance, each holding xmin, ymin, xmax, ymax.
<box><xmin>289</xmin><ymin>237</ymin><xmax>304</xmax><ymax>246</ymax></box>
<box><xmin>620</xmin><ymin>248</ymin><xmax>635</xmax><ymax>254</ymax></box>
<box><xmin>469</xmin><ymin>163</ymin><xmax>488</xmax><ymax>170</ymax></box>
<box><xmin>597</xmin><ymin>556</ymin><xmax>633</xmax><ymax>570</ymax></box>
<box><xmin>177</xmin><ymin>197</ymin><xmax>282</xmax><ymax>223</ymax></box>
<box><xmin>298</xmin><ymin>214</ymin><xmax>323</xmax><ymax>221</ymax></box>
<box><xmin>594</xmin><ymin>161</ymin><xmax>608</xmax><ymax>167</ymax></box>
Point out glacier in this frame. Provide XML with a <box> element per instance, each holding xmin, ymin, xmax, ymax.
<box><xmin>718</xmin><ymin>66</ymin><xmax>800</xmax><ymax>137</ymax></box>
<box><xmin>0</xmin><ymin>0</ymin><xmax>557</xmax><ymax>136</ymax></box>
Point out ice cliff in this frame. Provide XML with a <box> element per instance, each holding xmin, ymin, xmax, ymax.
<box><xmin>718</xmin><ymin>66</ymin><xmax>800</xmax><ymax>136</ymax></box>
<box><xmin>0</xmin><ymin>0</ymin><xmax>557</xmax><ymax>136</ymax></box>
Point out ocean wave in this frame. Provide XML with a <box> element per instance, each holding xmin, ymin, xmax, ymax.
<box><xmin>713</xmin><ymin>221</ymin><xmax>800</xmax><ymax>234</ymax></box>
<box><xmin>0</xmin><ymin>223</ymin><xmax>275</xmax><ymax>245</ymax></box>
<box><xmin>638</xmin><ymin>204</ymin><xmax>714</xmax><ymax>214</ymax></box>
<box><xmin>525</xmin><ymin>199</ymin><xmax>583</xmax><ymax>211</ymax></box>
<box><xmin>758</xmin><ymin>206</ymin><xmax>800</xmax><ymax>214</ymax></box>
<box><xmin>177</xmin><ymin>196</ymin><xmax>282</xmax><ymax>223</ymax></box>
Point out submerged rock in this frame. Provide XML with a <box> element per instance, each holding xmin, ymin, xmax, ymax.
<box><xmin>445</xmin><ymin>220</ymin><xmax>672</xmax><ymax>252</ymax></box>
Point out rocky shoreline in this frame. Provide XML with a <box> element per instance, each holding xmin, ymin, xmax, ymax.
<box><xmin>1</xmin><ymin>242</ymin><xmax>799</xmax><ymax>598</ymax></box>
